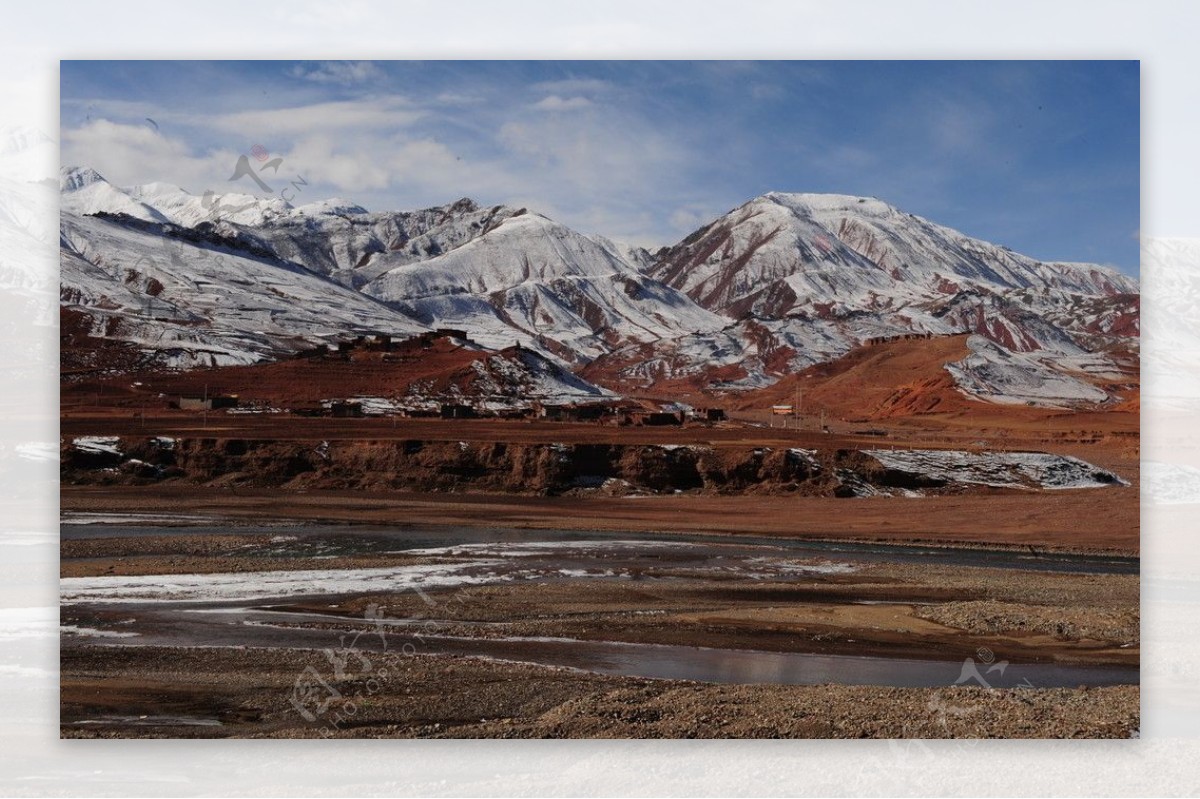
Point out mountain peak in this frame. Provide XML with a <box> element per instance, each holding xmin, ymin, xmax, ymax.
<box><xmin>760</xmin><ymin>191</ymin><xmax>900</xmax><ymax>217</ymax></box>
<box><xmin>292</xmin><ymin>198</ymin><xmax>369</xmax><ymax>217</ymax></box>
<box><xmin>60</xmin><ymin>166</ymin><xmax>108</xmax><ymax>193</ymax></box>
<box><xmin>444</xmin><ymin>197</ymin><xmax>480</xmax><ymax>215</ymax></box>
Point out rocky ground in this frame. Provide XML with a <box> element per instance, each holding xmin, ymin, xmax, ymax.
<box><xmin>60</xmin><ymin>528</ymin><xmax>1139</xmax><ymax>739</ymax></box>
<box><xmin>60</xmin><ymin>645</ymin><xmax>1139</xmax><ymax>739</ymax></box>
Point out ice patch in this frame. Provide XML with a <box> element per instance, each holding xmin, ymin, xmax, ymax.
<box><xmin>60</xmin><ymin>625</ymin><xmax>139</xmax><ymax>639</ymax></box>
<box><xmin>60</xmin><ymin>560</ymin><xmax>513</xmax><ymax>604</ymax></box>
<box><xmin>61</xmin><ymin>512</ymin><xmax>216</xmax><ymax>525</ymax></box>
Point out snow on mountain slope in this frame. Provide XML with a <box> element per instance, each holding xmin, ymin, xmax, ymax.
<box><xmin>463</xmin><ymin>346</ymin><xmax>613</xmax><ymax>406</ymax></box>
<box><xmin>70</xmin><ymin>179</ymin><xmax>724</xmax><ymax>366</ymax></box>
<box><xmin>59</xmin><ymin>211</ymin><xmax>427</xmax><ymax>368</ymax></box>
<box><xmin>587</xmin><ymin>234</ymin><xmax>656</xmax><ymax>272</ymax></box>
<box><xmin>58</xmin><ymin>169</ymin><xmax>1138</xmax><ymax>407</ymax></box>
<box><xmin>652</xmin><ymin>192</ymin><xmax>1135</xmax><ymax>315</ymax></box>
<box><xmin>61</xmin><ymin>166</ymin><xmax>299</xmax><ymax>230</ymax></box>
<box><xmin>243</xmin><ymin>198</ymin><xmax>518</xmax><ymax>288</ymax></box>
<box><xmin>944</xmin><ymin>335</ymin><xmax>1108</xmax><ymax>406</ymax></box>
<box><xmin>362</xmin><ymin>211</ymin><xmax>727</xmax><ymax>361</ymax></box>
<box><xmin>123</xmin><ymin>180</ymin><xmax>294</xmax><ymax>228</ymax></box>
<box><xmin>637</xmin><ymin>191</ymin><xmax>1138</xmax><ymax>403</ymax></box>
<box><xmin>582</xmin><ymin>316</ymin><xmax>850</xmax><ymax>391</ymax></box>
<box><xmin>60</xmin><ymin>167</ymin><xmax>169</xmax><ymax>224</ymax></box>
<box><xmin>84</xmin><ymin>332</ymin><xmax>614</xmax><ymax>417</ymax></box>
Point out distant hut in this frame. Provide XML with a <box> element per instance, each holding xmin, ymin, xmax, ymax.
<box><xmin>440</xmin><ymin>403</ymin><xmax>476</xmax><ymax>419</ymax></box>
<box><xmin>177</xmin><ymin>394</ymin><xmax>238</xmax><ymax>411</ymax></box>
<box><xmin>330</xmin><ymin>400</ymin><xmax>364</xmax><ymax>418</ymax></box>
<box><xmin>642</xmin><ymin>410</ymin><xmax>683</xmax><ymax>426</ymax></box>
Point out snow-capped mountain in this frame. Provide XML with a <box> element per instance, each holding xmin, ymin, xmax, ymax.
<box><xmin>617</xmin><ymin>192</ymin><xmax>1139</xmax><ymax>399</ymax></box>
<box><xmin>650</xmin><ymin>192</ymin><xmax>1134</xmax><ymax>315</ymax></box>
<box><xmin>58</xmin><ymin>169</ymin><xmax>1139</xmax><ymax>407</ymax></box>
<box><xmin>59</xmin><ymin>167</ymin><xmax>726</xmax><ymax>368</ymax></box>
<box><xmin>59</xmin><ymin>171</ymin><xmax>430</xmax><ymax>368</ymax></box>
<box><xmin>60</xmin><ymin>167</ymin><xmax>169</xmax><ymax>224</ymax></box>
<box><xmin>362</xmin><ymin>210</ymin><xmax>727</xmax><ymax>361</ymax></box>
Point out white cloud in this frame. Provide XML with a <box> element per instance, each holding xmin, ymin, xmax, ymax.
<box><xmin>668</xmin><ymin>204</ymin><xmax>724</xmax><ymax>235</ymax></box>
<box><xmin>750</xmin><ymin>83</ymin><xmax>784</xmax><ymax>101</ymax></box>
<box><xmin>434</xmin><ymin>92</ymin><xmax>482</xmax><ymax>106</ymax></box>
<box><xmin>926</xmin><ymin>96</ymin><xmax>998</xmax><ymax>157</ymax></box>
<box><xmin>61</xmin><ymin>83</ymin><xmax>705</xmax><ymax>245</ymax></box>
<box><xmin>209</xmin><ymin>97</ymin><xmax>424</xmax><ymax>137</ymax></box>
<box><xmin>530</xmin><ymin>78</ymin><xmax>612</xmax><ymax>95</ymax></box>
<box><xmin>287</xmin><ymin>61</ymin><xmax>384</xmax><ymax>85</ymax></box>
<box><xmin>61</xmin><ymin>119</ymin><xmax>235</xmax><ymax>192</ymax></box>
<box><xmin>530</xmin><ymin>95</ymin><xmax>592</xmax><ymax>112</ymax></box>
<box><xmin>284</xmin><ymin>133</ymin><xmax>476</xmax><ymax>194</ymax></box>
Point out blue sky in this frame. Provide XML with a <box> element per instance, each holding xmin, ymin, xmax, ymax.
<box><xmin>60</xmin><ymin>60</ymin><xmax>1140</xmax><ymax>274</ymax></box>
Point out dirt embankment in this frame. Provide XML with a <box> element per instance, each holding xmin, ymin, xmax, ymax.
<box><xmin>63</xmin><ymin>436</ymin><xmax>918</xmax><ymax>496</ymax></box>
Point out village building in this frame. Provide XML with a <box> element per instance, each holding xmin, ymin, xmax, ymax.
<box><xmin>176</xmin><ymin>394</ymin><xmax>238</xmax><ymax>411</ymax></box>
<box><xmin>440</xmin><ymin>403</ymin><xmax>476</xmax><ymax>419</ymax></box>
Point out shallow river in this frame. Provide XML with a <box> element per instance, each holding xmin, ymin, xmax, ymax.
<box><xmin>61</xmin><ymin>521</ymin><xmax>1139</xmax><ymax>689</ymax></box>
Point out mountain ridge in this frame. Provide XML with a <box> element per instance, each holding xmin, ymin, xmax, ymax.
<box><xmin>58</xmin><ymin>166</ymin><xmax>1138</xmax><ymax>407</ymax></box>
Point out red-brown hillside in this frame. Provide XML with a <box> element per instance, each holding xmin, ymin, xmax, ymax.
<box><xmin>735</xmin><ymin>334</ymin><xmax>980</xmax><ymax>420</ymax></box>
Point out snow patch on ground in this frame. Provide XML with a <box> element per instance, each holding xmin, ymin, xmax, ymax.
<box><xmin>60</xmin><ymin>624</ymin><xmax>139</xmax><ymax>639</ymax></box>
<box><xmin>60</xmin><ymin>561</ymin><xmax>512</xmax><ymax>604</ymax></box>
<box><xmin>865</xmin><ymin>448</ymin><xmax>1127</xmax><ymax>490</ymax></box>
<box><xmin>70</xmin><ymin>436</ymin><xmax>122</xmax><ymax>455</ymax></box>
<box><xmin>60</xmin><ymin>512</ymin><xmax>216</xmax><ymax>525</ymax></box>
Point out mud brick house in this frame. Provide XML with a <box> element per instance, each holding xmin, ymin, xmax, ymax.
<box><xmin>440</xmin><ymin>403</ymin><xmax>476</xmax><ymax>419</ymax></box>
<box><xmin>691</xmin><ymin>407</ymin><xmax>727</xmax><ymax>422</ymax></box>
<box><xmin>329</xmin><ymin>400</ymin><xmax>364</xmax><ymax>418</ymax></box>
<box><xmin>177</xmin><ymin>394</ymin><xmax>238</xmax><ymax>411</ymax></box>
